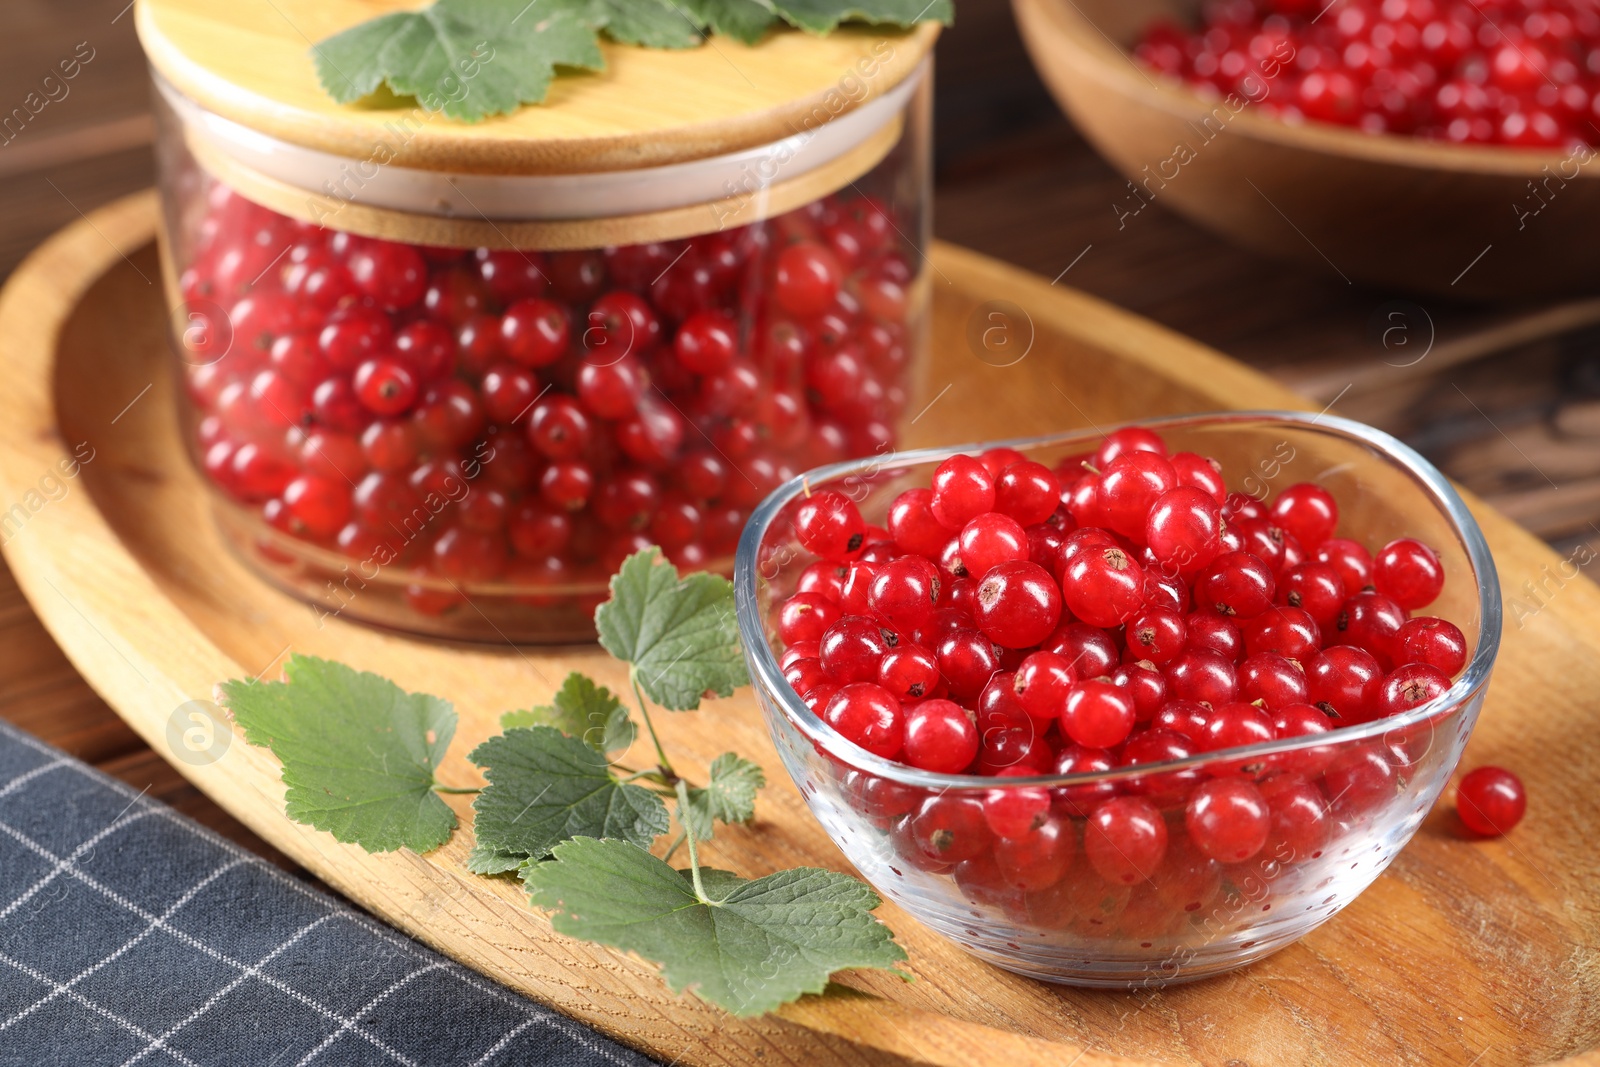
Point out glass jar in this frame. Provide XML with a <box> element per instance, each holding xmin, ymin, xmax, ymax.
<box><xmin>141</xmin><ymin>3</ymin><xmax>934</xmax><ymax>641</ymax></box>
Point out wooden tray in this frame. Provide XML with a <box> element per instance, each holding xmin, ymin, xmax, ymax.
<box><xmin>1</xmin><ymin>191</ymin><xmax>1595</xmax><ymax>1067</ymax></box>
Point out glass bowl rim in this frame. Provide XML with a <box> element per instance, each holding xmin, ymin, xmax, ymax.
<box><xmin>733</xmin><ymin>409</ymin><xmax>1503</xmax><ymax>791</ymax></box>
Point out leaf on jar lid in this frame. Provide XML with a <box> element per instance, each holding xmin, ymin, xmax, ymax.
<box><xmin>770</xmin><ymin>0</ymin><xmax>953</xmax><ymax>34</ymax></box>
<box><xmin>312</xmin><ymin>0</ymin><xmax>604</xmax><ymax>122</ymax></box>
<box><xmin>311</xmin><ymin>0</ymin><xmax>950</xmax><ymax>119</ymax></box>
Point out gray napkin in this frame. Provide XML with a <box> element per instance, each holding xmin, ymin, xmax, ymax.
<box><xmin>0</xmin><ymin>719</ymin><xmax>658</xmax><ymax>1067</ymax></box>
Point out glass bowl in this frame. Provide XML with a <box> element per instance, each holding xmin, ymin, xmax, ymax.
<box><xmin>733</xmin><ymin>411</ymin><xmax>1501</xmax><ymax>987</ymax></box>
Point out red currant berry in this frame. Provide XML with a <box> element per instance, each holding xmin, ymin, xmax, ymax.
<box><xmin>1153</xmin><ymin>699</ymin><xmax>1210</xmax><ymax>740</ymax></box>
<box><xmin>1041</xmin><ymin>622</ymin><xmax>1120</xmax><ymax>678</ymax></box>
<box><xmin>1278</xmin><ymin>561</ymin><xmax>1346</xmax><ymax>629</ymax></box>
<box><xmin>794</xmin><ymin>490</ymin><xmax>866</xmax><ymax>561</ymax></box>
<box><xmin>1374</xmin><ymin>662</ymin><xmax>1450</xmax><ymax>718</ymax></box>
<box><xmin>1196</xmin><ymin>550</ymin><xmax>1276</xmax><ymax>619</ymax></box>
<box><xmin>1315</xmin><ymin>537</ymin><xmax>1373</xmax><ymax>593</ymax></box>
<box><xmin>1242</xmin><ymin>605</ymin><xmax>1322</xmax><ymax>661</ymax></box>
<box><xmin>1012</xmin><ymin>651</ymin><xmax>1076</xmax><ymax>724</ymax></box>
<box><xmin>879</xmin><ymin>644</ymin><xmax>941</xmax><ymax>702</ymax></box>
<box><xmin>346</xmin><ymin>240</ymin><xmax>426</xmax><ymax>309</ymax></box>
<box><xmin>1091</xmin><ymin>426</ymin><xmax>1165</xmax><ymax>470</ymax></box>
<box><xmin>1145</xmin><ymin>486</ymin><xmax>1222</xmax><ymax>573</ymax></box>
<box><xmin>993</xmin><ymin>461</ymin><xmax>1061</xmax><ymax>526</ymax></box>
<box><xmin>1260</xmin><ymin>774</ymin><xmax>1330</xmax><ymax>860</ymax></box>
<box><xmin>281</xmin><ymin>474</ymin><xmax>351</xmax><ymax>539</ymax></box>
<box><xmin>957</xmin><ymin>512</ymin><xmax>1029</xmax><ymax>579</ymax></box>
<box><xmin>480</xmin><ymin>363</ymin><xmax>539</xmax><ymax>425</ymax></box>
<box><xmin>353</xmin><ymin>357</ymin><xmax>419</xmax><ymax>416</ymax></box>
<box><xmin>869</xmin><ymin>556</ymin><xmax>942</xmax><ymax>630</ymax></box>
<box><xmin>1456</xmin><ymin>766</ymin><xmax>1525</xmax><ymax>837</ymax></box>
<box><xmin>526</xmin><ymin>396</ymin><xmax>593</xmax><ymax>460</ymax></box>
<box><xmin>1164</xmin><ymin>647</ymin><xmax>1239</xmax><ymax>706</ymax></box>
<box><xmin>1061</xmin><ymin>544</ymin><xmax>1144</xmax><ymax>628</ymax></box>
<box><xmin>1185</xmin><ymin>610</ymin><xmax>1243</xmax><ymax>661</ymax></box>
<box><xmin>888</xmin><ymin>488</ymin><xmax>951</xmax><ymax>557</ymax></box>
<box><xmin>1085</xmin><ymin>797</ymin><xmax>1167</xmax><ymax>885</ymax></box>
<box><xmin>974</xmin><ymin>561</ymin><xmax>1062</xmax><ymax>648</ymax></box>
<box><xmin>1306</xmin><ymin>645</ymin><xmax>1383</xmax><ymax>722</ymax></box>
<box><xmin>910</xmin><ymin>795</ymin><xmax>992</xmax><ymax>864</ymax></box>
<box><xmin>1169</xmin><ymin>451</ymin><xmax>1225</xmax><ymax>504</ymax></box>
<box><xmin>575</xmin><ymin>356</ymin><xmax>646</xmax><ymax>420</ymax></box>
<box><xmin>778</xmin><ymin>593</ymin><xmax>843</xmax><ymax>646</ymax></box>
<box><xmin>1099</xmin><ymin>450</ymin><xmax>1177</xmax><ymax>540</ymax></box>
<box><xmin>1110</xmin><ymin>661</ymin><xmax>1167</xmax><ymax>721</ymax></box>
<box><xmin>821</xmin><ymin>615</ymin><xmax>895</xmax><ymax>684</ymax></box>
<box><xmin>1127</xmin><ymin>607</ymin><xmax>1187</xmax><ymax>664</ymax></box>
<box><xmin>901</xmin><ymin>698</ymin><xmax>978</xmax><ymax>773</ymax></box>
<box><xmin>1394</xmin><ymin>616</ymin><xmax>1468</xmax><ymax>676</ymax></box>
<box><xmin>930</xmin><ymin>455</ymin><xmax>996</xmax><ymax>530</ymax></box>
<box><xmin>1336</xmin><ymin>589</ymin><xmax>1408</xmax><ymax>667</ymax></box>
<box><xmin>1374</xmin><ymin>537</ymin><xmax>1445</xmax><ymax>609</ymax></box>
<box><xmin>823</xmin><ymin>683</ymin><xmax>903</xmax><ymax>759</ymax></box>
<box><xmin>673</xmin><ymin>310</ymin><xmax>738</xmax><ymax>374</ymax></box>
<box><xmin>1050</xmin><ymin>744</ymin><xmax>1118</xmax><ymax>817</ymax></box>
<box><xmin>501</xmin><ymin>298</ymin><xmax>570</xmax><ymax>367</ymax></box>
<box><xmin>935</xmin><ymin>629</ymin><xmax>1002</xmax><ymax>703</ymax></box>
<box><xmin>994</xmin><ymin>814</ymin><xmax>1073</xmax><ymax>892</ymax></box>
<box><xmin>1061</xmin><ymin>680</ymin><xmax>1136</xmax><ymax>749</ymax></box>
<box><xmin>1269</xmin><ymin>483</ymin><xmax>1338</xmax><ymax>549</ymax></box>
<box><xmin>1238</xmin><ymin>651</ymin><xmax>1309</xmax><ymax>709</ymax></box>
<box><xmin>773</xmin><ymin>241</ymin><xmax>842</xmax><ymax>317</ymax></box>
<box><xmin>1186</xmin><ymin>778</ymin><xmax>1270</xmax><ymax>862</ymax></box>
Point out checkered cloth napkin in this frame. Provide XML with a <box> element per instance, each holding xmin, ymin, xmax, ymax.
<box><xmin>0</xmin><ymin>720</ymin><xmax>659</xmax><ymax>1067</ymax></box>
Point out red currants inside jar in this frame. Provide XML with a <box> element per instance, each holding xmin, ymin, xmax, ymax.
<box><xmin>175</xmin><ymin>180</ymin><xmax>922</xmax><ymax>636</ymax></box>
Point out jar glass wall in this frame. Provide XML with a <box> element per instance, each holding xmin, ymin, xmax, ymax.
<box><xmin>151</xmin><ymin>69</ymin><xmax>931</xmax><ymax>641</ymax></box>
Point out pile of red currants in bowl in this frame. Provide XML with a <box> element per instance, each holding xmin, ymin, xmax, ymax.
<box><xmin>1134</xmin><ymin>0</ymin><xmax>1600</xmax><ymax>147</ymax></box>
<box><xmin>772</xmin><ymin>426</ymin><xmax>1491</xmax><ymax>919</ymax></box>
<box><xmin>176</xmin><ymin>181</ymin><xmax>917</xmax><ymax>620</ymax></box>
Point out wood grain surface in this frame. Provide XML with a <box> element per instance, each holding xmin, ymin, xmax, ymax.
<box><xmin>3</xmin><ymin>190</ymin><xmax>1598</xmax><ymax>1067</ymax></box>
<box><xmin>0</xmin><ymin>3</ymin><xmax>1598</xmax><ymax>1061</ymax></box>
<box><xmin>136</xmin><ymin>0</ymin><xmax>937</xmax><ymax>174</ymax></box>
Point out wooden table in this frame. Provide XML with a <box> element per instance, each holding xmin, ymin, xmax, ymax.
<box><xmin>3</xmin><ymin>0</ymin><xmax>1593</xmax><ymax>873</ymax></box>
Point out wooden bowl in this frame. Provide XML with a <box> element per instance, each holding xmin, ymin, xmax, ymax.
<box><xmin>1011</xmin><ymin>0</ymin><xmax>1600</xmax><ymax>300</ymax></box>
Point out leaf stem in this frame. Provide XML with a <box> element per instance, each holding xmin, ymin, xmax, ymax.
<box><xmin>431</xmin><ymin>785</ymin><xmax>481</xmax><ymax>795</ymax></box>
<box><xmin>631</xmin><ymin>671</ymin><xmax>675</xmax><ymax>778</ymax></box>
<box><xmin>661</xmin><ymin>829</ymin><xmax>687</xmax><ymax>863</ymax></box>
<box><xmin>675</xmin><ymin>780</ymin><xmax>710</xmax><ymax>903</ymax></box>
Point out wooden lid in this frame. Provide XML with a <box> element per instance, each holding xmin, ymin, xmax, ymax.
<box><xmin>135</xmin><ymin>0</ymin><xmax>938</xmax><ymax>176</ymax></box>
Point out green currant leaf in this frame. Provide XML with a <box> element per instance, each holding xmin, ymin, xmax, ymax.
<box><xmin>523</xmin><ymin>837</ymin><xmax>907</xmax><ymax>1016</ymax></box>
<box><xmin>771</xmin><ymin>0</ymin><xmax>952</xmax><ymax>33</ymax></box>
<box><xmin>502</xmin><ymin>673</ymin><xmax>636</xmax><ymax>755</ymax></box>
<box><xmin>312</xmin><ymin>0</ymin><xmax>605</xmax><ymax>122</ymax></box>
<box><xmin>676</xmin><ymin>0</ymin><xmax>779</xmax><ymax>43</ymax></box>
<box><xmin>220</xmin><ymin>655</ymin><xmax>457</xmax><ymax>854</ymax></box>
<box><xmin>595</xmin><ymin>548</ymin><xmax>748</xmax><ymax>711</ymax></box>
<box><xmin>469</xmin><ymin>726</ymin><xmax>669</xmax><ymax>860</ymax></box>
<box><xmin>681</xmin><ymin>753</ymin><xmax>765</xmax><ymax>841</ymax></box>
<box><xmin>584</xmin><ymin>0</ymin><xmax>704</xmax><ymax>47</ymax></box>
<box><xmin>466</xmin><ymin>844</ymin><xmax>530</xmax><ymax>875</ymax></box>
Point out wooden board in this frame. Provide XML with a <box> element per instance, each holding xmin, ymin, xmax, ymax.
<box><xmin>136</xmin><ymin>0</ymin><xmax>938</xmax><ymax>174</ymax></box>
<box><xmin>1</xmin><ymin>190</ymin><xmax>1598</xmax><ymax>1067</ymax></box>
